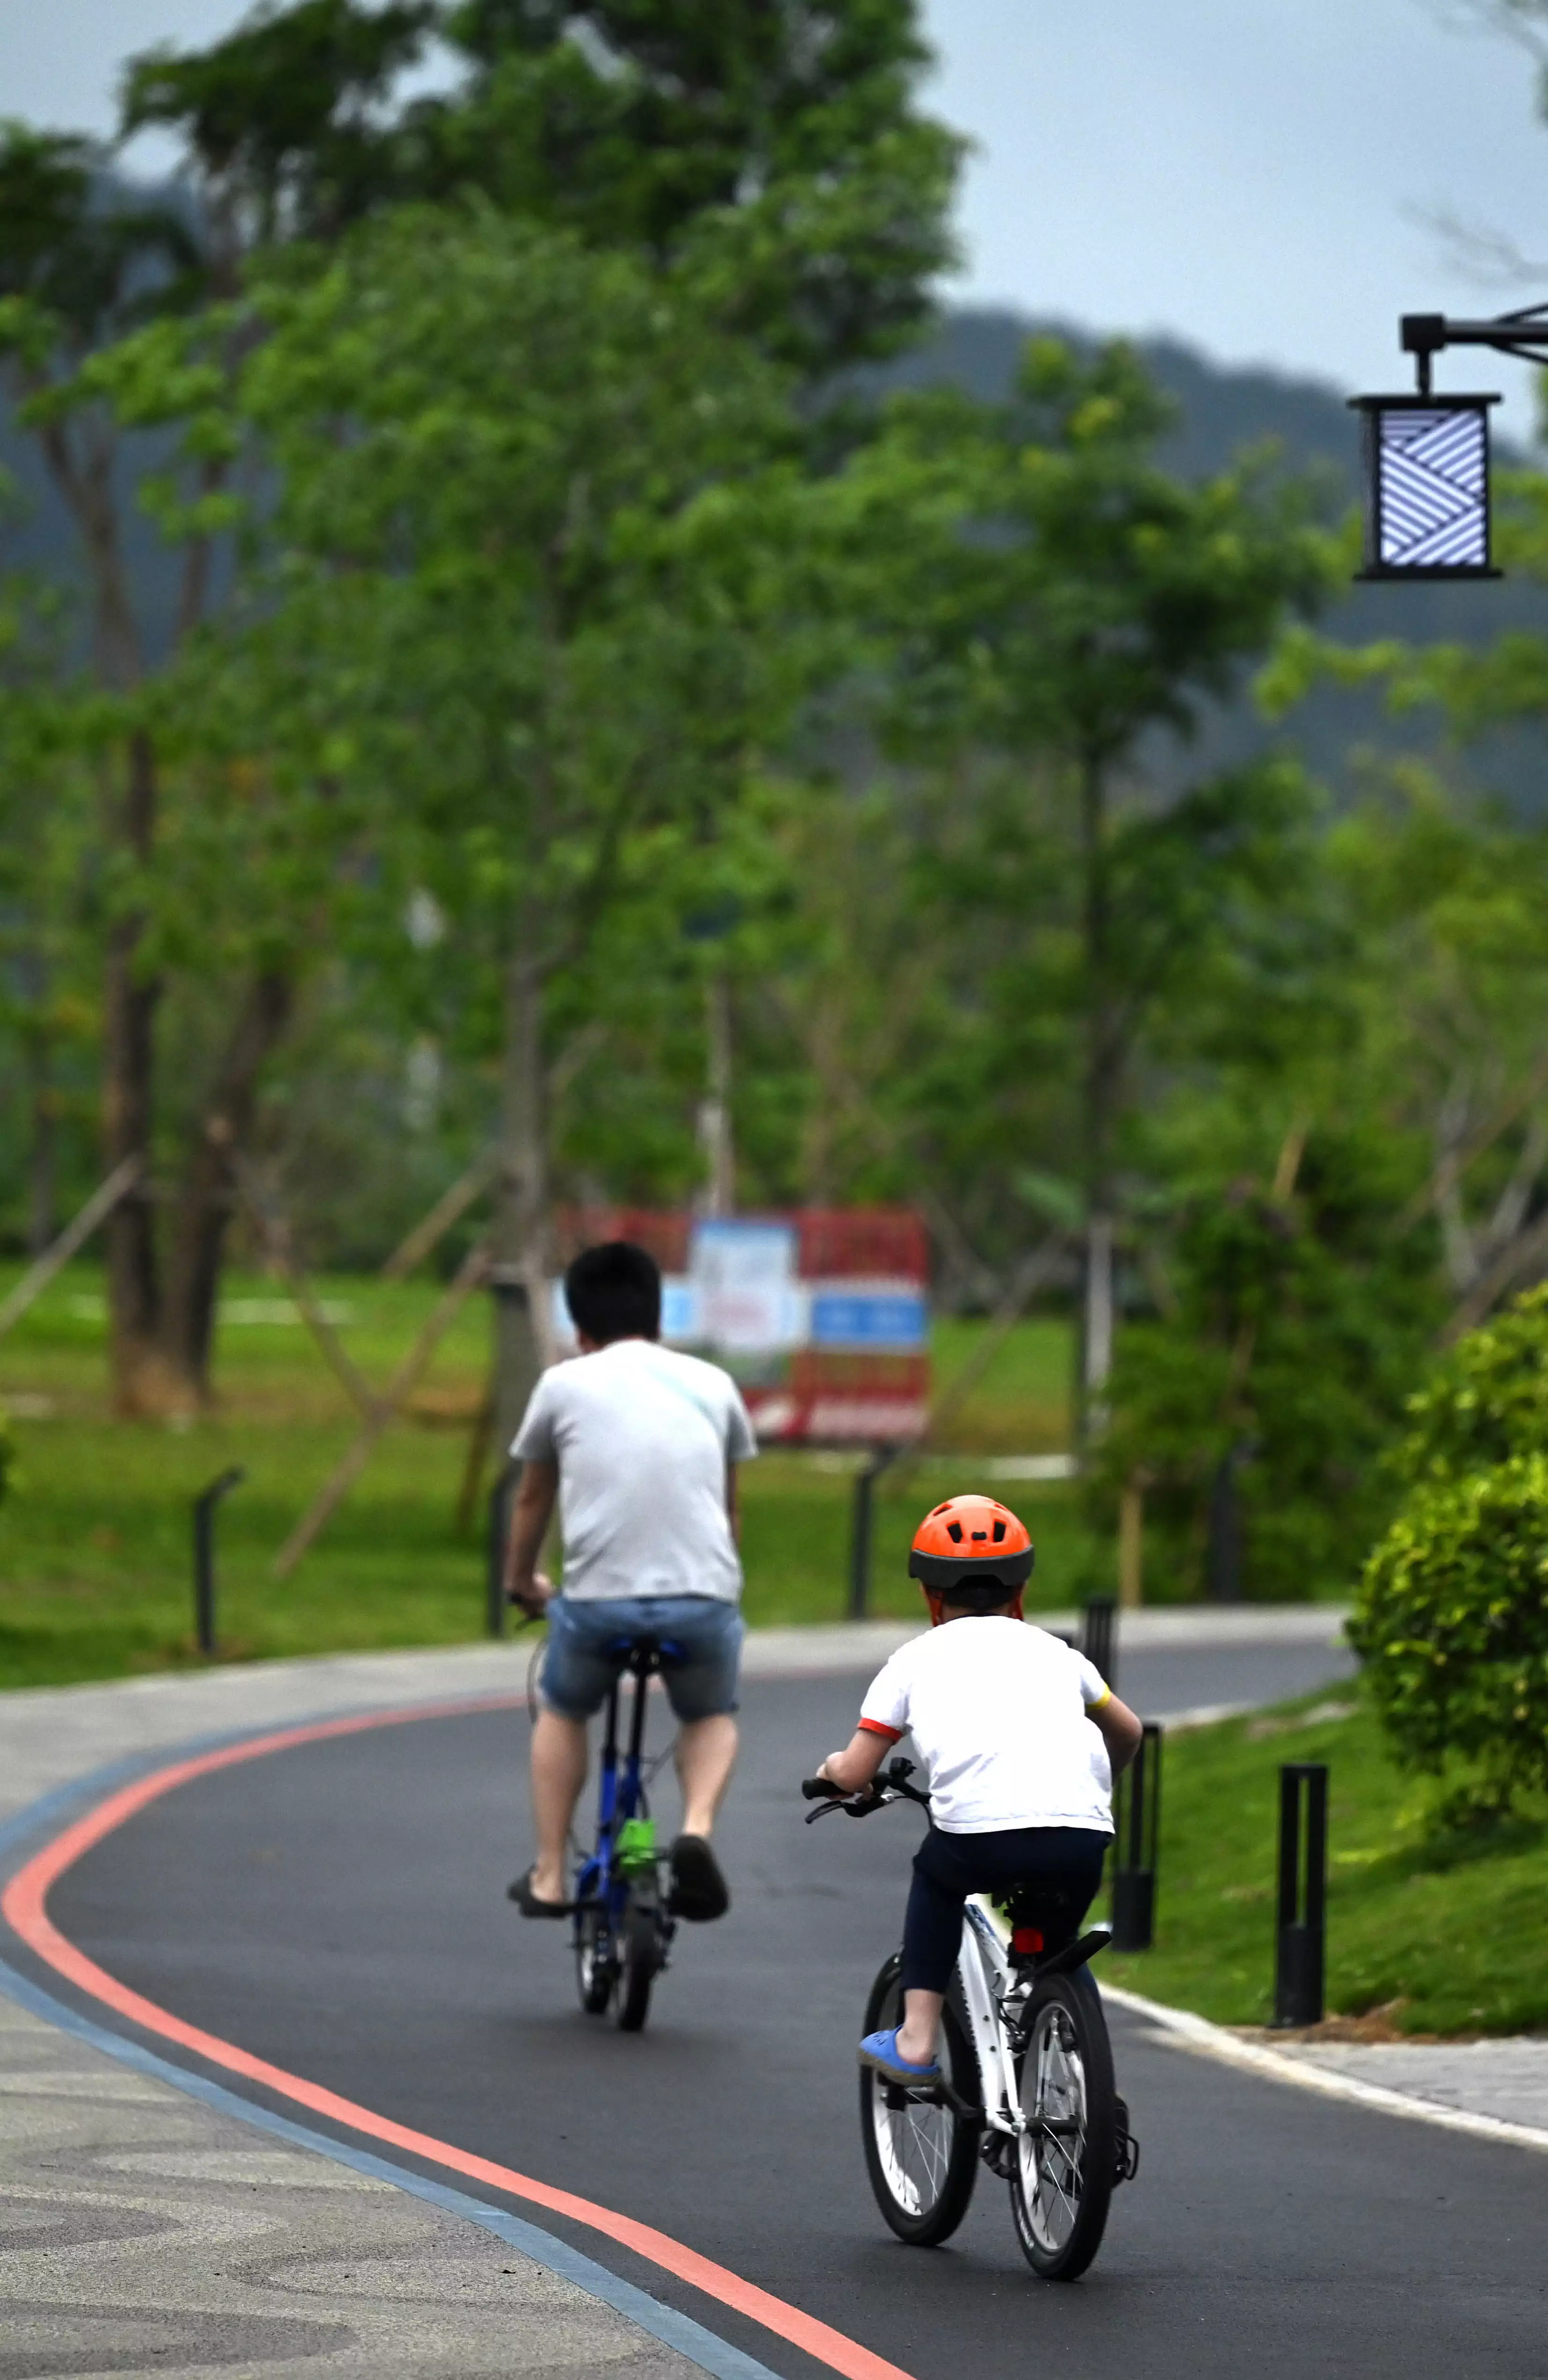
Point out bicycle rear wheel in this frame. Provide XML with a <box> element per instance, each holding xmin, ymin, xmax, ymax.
<box><xmin>1009</xmin><ymin>1968</ymin><xmax>1116</xmax><ymax>2281</ymax></box>
<box><xmin>859</xmin><ymin>1953</ymin><xmax>980</xmax><ymax>2246</ymax></box>
<box><xmin>615</xmin><ymin>1902</ymin><xmax>661</xmax><ymax>2033</ymax></box>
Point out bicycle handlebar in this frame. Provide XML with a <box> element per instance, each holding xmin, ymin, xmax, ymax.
<box><xmin>800</xmin><ymin>1758</ymin><xmax>931</xmax><ymax>1823</ymax></box>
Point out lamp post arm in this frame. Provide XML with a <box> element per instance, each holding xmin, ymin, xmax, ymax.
<box><xmin>1402</xmin><ymin>308</ymin><xmax>1548</xmax><ymax>394</ymax></box>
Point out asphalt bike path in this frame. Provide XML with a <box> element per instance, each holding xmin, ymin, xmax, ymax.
<box><xmin>16</xmin><ymin>1642</ymin><xmax>1548</xmax><ymax>2380</ymax></box>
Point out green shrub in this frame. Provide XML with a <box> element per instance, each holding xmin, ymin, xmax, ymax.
<box><xmin>1392</xmin><ymin>1283</ymin><xmax>1548</xmax><ymax>1489</ymax></box>
<box><xmin>1350</xmin><ymin>1454</ymin><xmax>1548</xmax><ymax>1808</ymax></box>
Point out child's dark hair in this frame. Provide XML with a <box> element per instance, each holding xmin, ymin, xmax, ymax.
<box><xmin>565</xmin><ymin>1241</ymin><xmax>661</xmax><ymax>1345</ymax></box>
<box><xmin>939</xmin><ymin>1579</ymin><xmax>1020</xmax><ymax>1616</ymax></box>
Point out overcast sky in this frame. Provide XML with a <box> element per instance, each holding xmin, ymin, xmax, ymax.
<box><xmin>7</xmin><ymin>0</ymin><xmax>1548</xmax><ymax>427</ymax></box>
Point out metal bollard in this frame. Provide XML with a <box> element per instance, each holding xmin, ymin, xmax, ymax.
<box><xmin>1111</xmin><ymin>1720</ymin><xmax>1162</xmax><ymax>1950</ymax></box>
<box><xmin>486</xmin><ymin>1465</ymin><xmax>517</xmax><ymax>1640</ymax></box>
<box><xmin>847</xmin><ymin>1445</ymin><xmax>897</xmax><ymax>1621</ymax></box>
<box><xmin>1273</xmin><ymin>1762</ymin><xmax>1329</xmax><ymax>2028</ymax></box>
<box><xmin>192</xmin><ymin>1467</ymin><xmax>245</xmax><ymax>1656</ymax></box>
<box><xmin>1082</xmin><ymin>1594</ymin><xmax>1117</xmax><ymax>1688</ymax></box>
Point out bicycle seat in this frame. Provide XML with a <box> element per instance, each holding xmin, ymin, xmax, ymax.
<box><xmin>600</xmin><ymin>1632</ymin><xmax>687</xmax><ymax>1673</ymax></box>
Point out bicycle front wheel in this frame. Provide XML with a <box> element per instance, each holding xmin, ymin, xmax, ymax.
<box><xmin>859</xmin><ymin>1953</ymin><xmax>980</xmax><ymax>2247</ymax></box>
<box><xmin>1009</xmin><ymin>1969</ymin><xmax>1116</xmax><ymax>2281</ymax></box>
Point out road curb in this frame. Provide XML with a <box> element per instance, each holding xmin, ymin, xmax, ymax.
<box><xmin>1103</xmin><ymin>1980</ymin><xmax>1548</xmax><ymax>2157</ymax></box>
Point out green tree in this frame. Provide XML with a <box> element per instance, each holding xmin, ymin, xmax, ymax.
<box><xmin>197</xmin><ymin>203</ymin><xmax>807</xmax><ymax>1438</ymax></box>
<box><xmin>0</xmin><ymin>0</ymin><xmax>962</xmax><ymax>1405</ymax></box>
<box><xmin>828</xmin><ymin>338</ymin><xmax>1332</xmax><ymax>1418</ymax></box>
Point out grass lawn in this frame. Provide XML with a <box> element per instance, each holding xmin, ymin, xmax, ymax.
<box><xmin>0</xmin><ymin>1263</ymin><xmax>1103</xmax><ymax>1688</ymax></box>
<box><xmin>1105</xmin><ymin>1689</ymin><xmax>1548</xmax><ymax>2039</ymax></box>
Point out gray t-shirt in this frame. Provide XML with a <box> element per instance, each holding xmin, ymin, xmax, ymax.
<box><xmin>511</xmin><ymin>1337</ymin><xmax>758</xmax><ymax>1603</ymax></box>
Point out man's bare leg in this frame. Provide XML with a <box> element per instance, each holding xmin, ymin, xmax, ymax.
<box><xmin>530</xmin><ymin>1709</ymin><xmax>588</xmax><ymax>1903</ymax></box>
<box><xmin>675</xmin><ymin>1713</ymin><xmax>738</xmax><ymax>1837</ymax></box>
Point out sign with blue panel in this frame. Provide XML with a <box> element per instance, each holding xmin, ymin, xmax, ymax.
<box><xmin>810</xmin><ymin>1290</ymin><xmax>927</xmax><ymax>1351</ymax></box>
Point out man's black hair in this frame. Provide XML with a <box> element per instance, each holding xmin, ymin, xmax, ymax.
<box><xmin>566</xmin><ymin>1241</ymin><xmax>661</xmax><ymax>1345</ymax></box>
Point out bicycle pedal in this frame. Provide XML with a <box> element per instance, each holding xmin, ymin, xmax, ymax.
<box><xmin>1114</xmin><ymin>2096</ymin><xmax>1140</xmax><ymax>2184</ymax></box>
<box><xmin>978</xmin><ymin>2131</ymin><xmax>1018</xmax><ymax>2180</ymax></box>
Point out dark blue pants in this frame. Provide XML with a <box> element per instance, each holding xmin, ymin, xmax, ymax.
<box><xmin>900</xmin><ymin>1823</ymin><xmax>1109</xmax><ymax>1995</ymax></box>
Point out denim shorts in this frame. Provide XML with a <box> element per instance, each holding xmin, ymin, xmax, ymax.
<box><xmin>540</xmin><ymin>1595</ymin><xmax>744</xmax><ymax>1723</ymax></box>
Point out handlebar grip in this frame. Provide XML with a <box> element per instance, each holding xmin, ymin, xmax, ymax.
<box><xmin>801</xmin><ymin>1777</ymin><xmax>840</xmax><ymax>1800</ymax></box>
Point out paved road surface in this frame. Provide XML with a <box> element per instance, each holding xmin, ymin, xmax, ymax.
<box><xmin>36</xmin><ymin>1642</ymin><xmax>1548</xmax><ymax>2380</ymax></box>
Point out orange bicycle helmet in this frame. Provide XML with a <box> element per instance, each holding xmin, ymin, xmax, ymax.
<box><xmin>908</xmin><ymin>1494</ymin><xmax>1034</xmax><ymax>1621</ymax></box>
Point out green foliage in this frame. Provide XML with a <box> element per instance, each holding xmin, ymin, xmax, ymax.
<box><xmin>1347</xmin><ymin>1286</ymin><xmax>1548</xmax><ymax>1814</ymax></box>
<box><xmin>1094</xmin><ymin>1126</ymin><xmax>1441</xmax><ymax>1602</ymax></box>
<box><xmin>1351</xmin><ymin>1455</ymin><xmax>1548</xmax><ymax>1808</ymax></box>
<box><xmin>1104</xmin><ymin>1691</ymin><xmax>1548</xmax><ymax>2038</ymax></box>
<box><xmin>1392</xmin><ymin>1284</ymin><xmax>1548</xmax><ymax>1490</ymax></box>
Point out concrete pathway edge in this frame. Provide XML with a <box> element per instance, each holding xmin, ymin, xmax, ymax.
<box><xmin>0</xmin><ymin>1949</ymin><xmax>779</xmax><ymax>2380</ymax></box>
<box><xmin>1103</xmin><ymin>1981</ymin><xmax>1548</xmax><ymax>2157</ymax></box>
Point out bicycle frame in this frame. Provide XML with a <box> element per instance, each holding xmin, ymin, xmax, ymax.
<box><xmin>572</xmin><ymin>1646</ymin><xmax>655</xmax><ymax>1921</ymax></box>
<box><xmin>956</xmin><ymin>1899</ymin><xmax>1030</xmax><ymax>2141</ymax></box>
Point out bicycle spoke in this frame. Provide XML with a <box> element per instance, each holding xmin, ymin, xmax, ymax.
<box><xmin>1020</xmin><ymin>2004</ymin><xmax>1088</xmax><ymax>2254</ymax></box>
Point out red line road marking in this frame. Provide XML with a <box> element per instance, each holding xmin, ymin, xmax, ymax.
<box><xmin>1</xmin><ymin>1700</ymin><xmax>916</xmax><ymax>2380</ymax></box>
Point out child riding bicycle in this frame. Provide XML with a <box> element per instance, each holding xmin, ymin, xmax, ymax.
<box><xmin>814</xmin><ymin>1495</ymin><xmax>1143</xmax><ymax>2086</ymax></box>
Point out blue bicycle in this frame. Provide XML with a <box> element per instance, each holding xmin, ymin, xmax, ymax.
<box><xmin>571</xmin><ymin>1633</ymin><xmax>681</xmax><ymax>2031</ymax></box>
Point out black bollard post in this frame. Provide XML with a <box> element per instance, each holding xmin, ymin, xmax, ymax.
<box><xmin>1206</xmin><ymin>1443</ymin><xmax>1245</xmax><ymax>1602</ymax></box>
<box><xmin>1111</xmin><ymin>1720</ymin><xmax>1162</xmax><ymax>1950</ymax></box>
<box><xmin>1082</xmin><ymin>1594</ymin><xmax>1117</xmax><ymax>1689</ymax></box>
<box><xmin>1273</xmin><ymin>1762</ymin><xmax>1329</xmax><ymax>2028</ymax></box>
<box><xmin>191</xmin><ymin>1467</ymin><xmax>245</xmax><ymax>1657</ymax></box>
<box><xmin>847</xmin><ymin>1446</ymin><xmax>897</xmax><ymax>1621</ymax></box>
<box><xmin>486</xmin><ymin>1464</ymin><xmax>517</xmax><ymax>1640</ymax></box>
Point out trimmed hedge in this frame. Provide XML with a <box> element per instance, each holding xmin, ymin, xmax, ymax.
<box><xmin>1351</xmin><ymin>1453</ymin><xmax>1548</xmax><ymax>1807</ymax></box>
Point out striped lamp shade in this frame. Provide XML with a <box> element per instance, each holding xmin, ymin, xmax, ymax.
<box><xmin>1349</xmin><ymin>392</ymin><xmax>1500</xmax><ymax>580</ymax></box>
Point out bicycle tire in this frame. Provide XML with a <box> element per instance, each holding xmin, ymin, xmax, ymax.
<box><xmin>615</xmin><ymin>1902</ymin><xmax>660</xmax><ymax>2033</ymax></box>
<box><xmin>859</xmin><ymin>1953</ymin><xmax>980</xmax><ymax>2247</ymax></box>
<box><xmin>1008</xmin><ymin>1967</ymin><xmax>1117</xmax><ymax>2281</ymax></box>
<box><xmin>574</xmin><ymin>1905</ymin><xmax>615</xmax><ymax>2017</ymax></box>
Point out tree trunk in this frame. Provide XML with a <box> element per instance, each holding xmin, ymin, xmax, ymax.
<box><xmin>491</xmin><ymin>935</ymin><xmax>550</xmax><ymax>1462</ymax></box>
<box><xmin>1077</xmin><ymin>747</ymin><xmax>1120</xmax><ymax>1441</ymax></box>
<box><xmin>159</xmin><ymin>968</ymin><xmax>296</xmax><ymax>1403</ymax></box>
<box><xmin>101</xmin><ymin>729</ymin><xmax>165</xmax><ymax>1415</ymax></box>
<box><xmin>698</xmin><ymin>967</ymin><xmax>736</xmax><ymax>1217</ymax></box>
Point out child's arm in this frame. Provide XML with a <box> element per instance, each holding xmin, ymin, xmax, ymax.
<box><xmin>817</xmin><ymin>1726</ymin><xmax>896</xmax><ymax>1795</ymax></box>
<box><xmin>1091</xmin><ymin>1692</ymin><xmax>1144</xmax><ymax>1776</ymax></box>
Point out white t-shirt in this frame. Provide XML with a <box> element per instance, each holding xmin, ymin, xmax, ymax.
<box><xmin>511</xmin><ymin>1337</ymin><xmax>757</xmax><ymax>1603</ymax></box>
<box><xmin>859</xmin><ymin>1617</ymin><xmax>1115</xmax><ymax>1836</ymax></box>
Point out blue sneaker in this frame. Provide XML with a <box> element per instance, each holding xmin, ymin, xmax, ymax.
<box><xmin>859</xmin><ymin>2026</ymin><xmax>941</xmax><ymax>2085</ymax></box>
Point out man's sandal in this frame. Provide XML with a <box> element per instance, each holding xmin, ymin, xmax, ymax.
<box><xmin>507</xmin><ymin>1868</ymin><xmax>571</xmax><ymax>1918</ymax></box>
<box><xmin>667</xmin><ymin>1834</ymin><xmax>730</xmax><ymax>1922</ymax></box>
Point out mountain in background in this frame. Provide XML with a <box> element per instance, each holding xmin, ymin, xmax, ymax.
<box><xmin>6</xmin><ymin>298</ymin><xmax>1547</xmax><ymax>805</ymax></box>
<box><xmin>879</xmin><ymin>309</ymin><xmax>1548</xmax><ymax>808</ymax></box>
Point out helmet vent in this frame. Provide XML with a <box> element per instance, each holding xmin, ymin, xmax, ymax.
<box><xmin>971</xmin><ymin>1530</ymin><xmax>987</xmax><ymax>1540</ymax></box>
<box><xmin>946</xmin><ymin>1521</ymin><xmax>964</xmax><ymax>1543</ymax></box>
<box><xmin>991</xmin><ymin>1519</ymin><xmax>1006</xmax><ymax>1542</ymax></box>
<box><xmin>932</xmin><ymin>1502</ymin><xmax>952</xmax><ymax>1517</ymax></box>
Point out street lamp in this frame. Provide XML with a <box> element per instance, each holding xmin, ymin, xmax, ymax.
<box><xmin>1352</xmin><ymin>305</ymin><xmax>1548</xmax><ymax>581</ymax></box>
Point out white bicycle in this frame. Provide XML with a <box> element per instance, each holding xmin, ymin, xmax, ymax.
<box><xmin>803</xmin><ymin>1758</ymin><xmax>1139</xmax><ymax>2282</ymax></box>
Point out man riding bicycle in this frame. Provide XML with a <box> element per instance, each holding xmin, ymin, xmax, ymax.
<box><xmin>814</xmin><ymin>1495</ymin><xmax>1143</xmax><ymax>2084</ymax></box>
<box><xmin>504</xmin><ymin>1239</ymin><xmax>757</xmax><ymax>1926</ymax></box>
